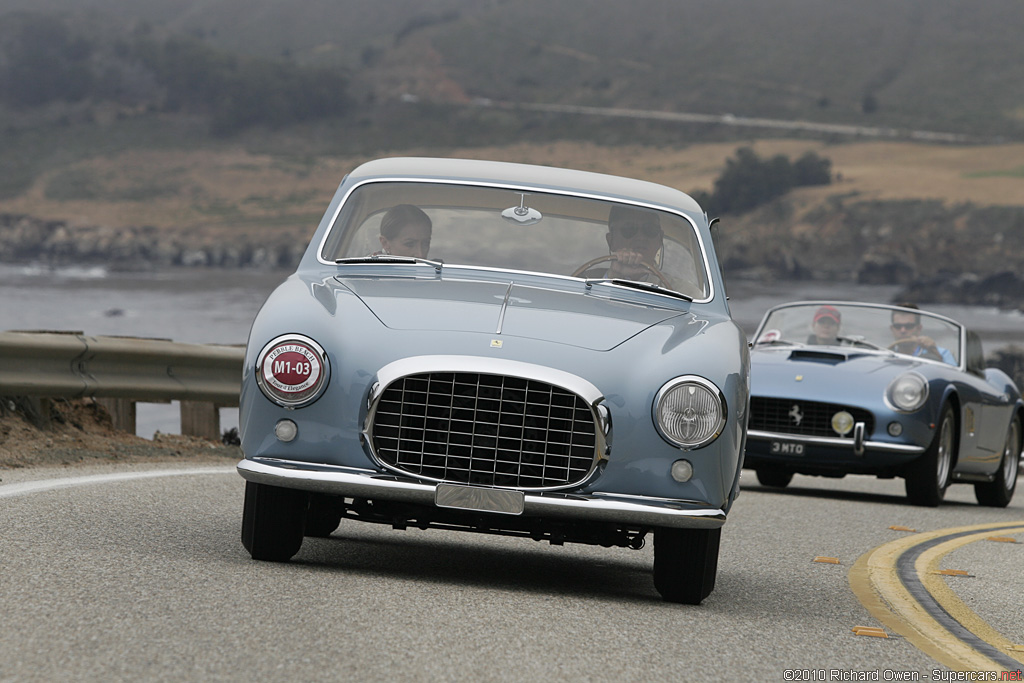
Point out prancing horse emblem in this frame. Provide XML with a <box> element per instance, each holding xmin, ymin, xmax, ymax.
<box><xmin>789</xmin><ymin>404</ymin><xmax>804</xmax><ymax>426</ymax></box>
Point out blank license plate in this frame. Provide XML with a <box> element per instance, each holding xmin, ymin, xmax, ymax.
<box><xmin>435</xmin><ymin>483</ymin><xmax>525</xmax><ymax>515</ymax></box>
<box><xmin>770</xmin><ymin>441</ymin><xmax>805</xmax><ymax>456</ymax></box>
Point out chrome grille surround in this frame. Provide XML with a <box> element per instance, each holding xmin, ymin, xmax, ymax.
<box><xmin>364</xmin><ymin>356</ymin><xmax>610</xmax><ymax>491</ymax></box>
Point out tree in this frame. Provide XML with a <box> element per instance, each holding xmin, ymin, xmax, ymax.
<box><xmin>697</xmin><ymin>147</ymin><xmax>833</xmax><ymax>215</ymax></box>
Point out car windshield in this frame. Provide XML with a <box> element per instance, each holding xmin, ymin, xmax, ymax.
<box><xmin>754</xmin><ymin>303</ymin><xmax>962</xmax><ymax>366</ymax></box>
<box><xmin>319</xmin><ymin>181</ymin><xmax>711</xmax><ymax>300</ymax></box>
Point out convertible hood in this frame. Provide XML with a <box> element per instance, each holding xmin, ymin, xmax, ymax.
<box><xmin>337</xmin><ymin>277</ymin><xmax>682</xmax><ymax>351</ymax></box>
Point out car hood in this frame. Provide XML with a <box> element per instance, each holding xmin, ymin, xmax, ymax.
<box><xmin>337</xmin><ymin>276</ymin><xmax>683</xmax><ymax>351</ymax></box>
<box><xmin>750</xmin><ymin>345</ymin><xmax>931</xmax><ymax>397</ymax></box>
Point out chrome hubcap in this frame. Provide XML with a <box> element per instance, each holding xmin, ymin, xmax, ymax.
<box><xmin>1003</xmin><ymin>420</ymin><xmax>1021</xmax><ymax>491</ymax></box>
<box><xmin>936</xmin><ymin>414</ymin><xmax>953</xmax><ymax>488</ymax></box>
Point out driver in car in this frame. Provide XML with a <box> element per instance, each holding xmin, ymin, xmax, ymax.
<box><xmin>605</xmin><ymin>205</ymin><xmax>664</xmax><ymax>281</ymax></box>
<box><xmin>890</xmin><ymin>305</ymin><xmax>956</xmax><ymax>365</ymax></box>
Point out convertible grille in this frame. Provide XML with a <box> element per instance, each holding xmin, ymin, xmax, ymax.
<box><xmin>371</xmin><ymin>371</ymin><xmax>598</xmax><ymax>489</ymax></box>
<box><xmin>749</xmin><ymin>396</ymin><xmax>874</xmax><ymax>437</ymax></box>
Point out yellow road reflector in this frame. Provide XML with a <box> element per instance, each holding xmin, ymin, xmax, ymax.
<box><xmin>889</xmin><ymin>525</ymin><xmax>917</xmax><ymax>532</ymax></box>
<box><xmin>986</xmin><ymin>536</ymin><xmax>1017</xmax><ymax>543</ymax></box>
<box><xmin>852</xmin><ymin>626</ymin><xmax>889</xmax><ymax>638</ymax></box>
<box><xmin>813</xmin><ymin>556</ymin><xmax>840</xmax><ymax>564</ymax></box>
<box><xmin>931</xmin><ymin>569</ymin><xmax>971</xmax><ymax>576</ymax></box>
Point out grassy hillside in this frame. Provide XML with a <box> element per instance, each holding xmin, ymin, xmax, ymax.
<box><xmin>1</xmin><ymin>0</ymin><xmax>1023</xmax><ymax>289</ymax></box>
<box><xmin>1</xmin><ymin>0</ymin><xmax>1023</xmax><ymax>141</ymax></box>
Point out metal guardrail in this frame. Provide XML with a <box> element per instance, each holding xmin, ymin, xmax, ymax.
<box><xmin>0</xmin><ymin>330</ymin><xmax>245</xmax><ymax>439</ymax></box>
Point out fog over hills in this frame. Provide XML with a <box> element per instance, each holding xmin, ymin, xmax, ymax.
<box><xmin>2</xmin><ymin>0</ymin><xmax>1023</xmax><ymax>140</ymax></box>
<box><xmin>1</xmin><ymin>0</ymin><xmax>1023</xmax><ymax>310</ymax></box>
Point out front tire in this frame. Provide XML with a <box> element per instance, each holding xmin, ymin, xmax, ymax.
<box><xmin>975</xmin><ymin>414</ymin><xmax>1021</xmax><ymax>507</ymax></box>
<box><xmin>305</xmin><ymin>493</ymin><xmax>343</xmax><ymax>537</ymax></box>
<box><xmin>653</xmin><ymin>526</ymin><xmax>722</xmax><ymax>605</ymax></box>
<box><xmin>905</xmin><ymin>403</ymin><xmax>955</xmax><ymax>507</ymax></box>
<box><xmin>756</xmin><ymin>467</ymin><xmax>794</xmax><ymax>488</ymax></box>
<box><xmin>241</xmin><ymin>481</ymin><xmax>308</xmax><ymax>561</ymax></box>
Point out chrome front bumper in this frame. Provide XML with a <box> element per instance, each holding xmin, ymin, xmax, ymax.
<box><xmin>237</xmin><ymin>458</ymin><xmax>725</xmax><ymax>529</ymax></box>
<box><xmin>746</xmin><ymin>429</ymin><xmax>926</xmax><ymax>455</ymax></box>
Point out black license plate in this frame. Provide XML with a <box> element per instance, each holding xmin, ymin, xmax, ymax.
<box><xmin>770</xmin><ymin>441</ymin><xmax>805</xmax><ymax>456</ymax></box>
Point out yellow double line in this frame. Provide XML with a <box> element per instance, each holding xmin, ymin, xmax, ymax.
<box><xmin>850</xmin><ymin>521</ymin><xmax>1024</xmax><ymax>671</ymax></box>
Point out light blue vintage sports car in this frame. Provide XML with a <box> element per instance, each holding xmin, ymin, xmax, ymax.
<box><xmin>745</xmin><ymin>301</ymin><xmax>1023</xmax><ymax>506</ymax></box>
<box><xmin>237</xmin><ymin>157</ymin><xmax>750</xmax><ymax>604</ymax></box>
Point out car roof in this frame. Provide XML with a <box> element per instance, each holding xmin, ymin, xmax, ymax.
<box><xmin>346</xmin><ymin>157</ymin><xmax>705</xmax><ymax>215</ymax></box>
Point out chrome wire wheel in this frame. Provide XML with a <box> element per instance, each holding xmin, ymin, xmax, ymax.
<box><xmin>906</xmin><ymin>403</ymin><xmax>956</xmax><ymax>507</ymax></box>
<box><xmin>934</xmin><ymin>410</ymin><xmax>954</xmax><ymax>489</ymax></box>
<box><xmin>975</xmin><ymin>414</ymin><xmax>1021</xmax><ymax>508</ymax></box>
<box><xmin>1001</xmin><ymin>418</ymin><xmax>1020</xmax><ymax>492</ymax></box>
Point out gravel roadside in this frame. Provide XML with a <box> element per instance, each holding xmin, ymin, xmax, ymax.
<box><xmin>0</xmin><ymin>397</ymin><xmax>241</xmax><ymax>473</ymax></box>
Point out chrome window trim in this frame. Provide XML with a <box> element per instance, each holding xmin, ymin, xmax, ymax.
<box><xmin>751</xmin><ymin>300</ymin><xmax>966</xmax><ymax>370</ymax></box>
<box><xmin>362</xmin><ymin>355</ymin><xmax>611</xmax><ymax>491</ymax></box>
<box><xmin>315</xmin><ymin>176</ymin><xmax>716</xmax><ymax>304</ymax></box>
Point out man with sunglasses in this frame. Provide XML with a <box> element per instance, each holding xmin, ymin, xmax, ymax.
<box><xmin>604</xmin><ymin>205</ymin><xmax>665</xmax><ymax>282</ymax></box>
<box><xmin>890</xmin><ymin>305</ymin><xmax>956</xmax><ymax>365</ymax></box>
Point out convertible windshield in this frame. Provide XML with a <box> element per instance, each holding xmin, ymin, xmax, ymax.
<box><xmin>754</xmin><ymin>303</ymin><xmax>962</xmax><ymax>366</ymax></box>
<box><xmin>319</xmin><ymin>181</ymin><xmax>710</xmax><ymax>300</ymax></box>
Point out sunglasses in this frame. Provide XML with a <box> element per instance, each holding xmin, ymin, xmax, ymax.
<box><xmin>891</xmin><ymin>322</ymin><xmax>918</xmax><ymax>331</ymax></box>
<box><xmin>614</xmin><ymin>223</ymin><xmax>662</xmax><ymax>239</ymax></box>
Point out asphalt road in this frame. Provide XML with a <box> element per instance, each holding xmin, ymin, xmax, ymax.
<box><xmin>3</xmin><ymin>464</ymin><xmax>1024</xmax><ymax>682</ymax></box>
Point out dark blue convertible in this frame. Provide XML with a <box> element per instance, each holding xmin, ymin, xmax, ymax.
<box><xmin>745</xmin><ymin>301</ymin><xmax>1022</xmax><ymax>506</ymax></box>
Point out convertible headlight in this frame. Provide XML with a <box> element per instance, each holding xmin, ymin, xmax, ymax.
<box><xmin>886</xmin><ymin>372</ymin><xmax>929</xmax><ymax>412</ymax></box>
<box><xmin>653</xmin><ymin>376</ymin><xmax>727</xmax><ymax>449</ymax></box>
<box><xmin>255</xmin><ymin>334</ymin><xmax>330</xmax><ymax>408</ymax></box>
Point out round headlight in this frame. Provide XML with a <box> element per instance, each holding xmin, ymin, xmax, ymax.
<box><xmin>887</xmin><ymin>372</ymin><xmax>929</xmax><ymax>412</ymax></box>
<box><xmin>255</xmin><ymin>334</ymin><xmax>330</xmax><ymax>408</ymax></box>
<box><xmin>653</xmin><ymin>376</ymin><xmax>727</xmax><ymax>449</ymax></box>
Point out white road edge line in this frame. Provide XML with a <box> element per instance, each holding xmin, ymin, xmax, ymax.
<box><xmin>0</xmin><ymin>466</ymin><xmax>237</xmax><ymax>498</ymax></box>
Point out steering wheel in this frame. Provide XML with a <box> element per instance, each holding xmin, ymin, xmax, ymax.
<box><xmin>571</xmin><ymin>255</ymin><xmax>673</xmax><ymax>289</ymax></box>
<box><xmin>888</xmin><ymin>339</ymin><xmax>942</xmax><ymax>361</ymax></box>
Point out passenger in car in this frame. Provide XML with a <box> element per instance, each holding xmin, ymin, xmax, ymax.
<box><xmin>377</xmin><ymin>204</ymin><xmax>432</xmax><ymax>258</ymax></box>
<box><xmin>806</xmin><ymin>305</ymin><xmax>842</xmax><ymax>345</ymax></box>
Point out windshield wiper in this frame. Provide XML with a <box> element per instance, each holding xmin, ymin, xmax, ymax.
<box><xmin>836</xmin><ymin>335</ymin><xmax>884</xmax><ymax>351</ymax></box>
<box><xmin>584</xmin><ymin>278</ymin><xmax>693</xmax><ymax>302</ymax></box>
<box><xmin>755</xmin><ymin>339</ymin><xmax>803</xmax><ymax>347</ymax></box>
<box><xmin>335</xmin><ymin>255</ymin><xmax>443</xmax><ymax>272</ymax></box>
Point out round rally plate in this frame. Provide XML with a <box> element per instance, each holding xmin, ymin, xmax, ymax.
<box><xmin>262</xmin><ymin>342</ymin><xmax>322</xmax><ymax>394</ymax></box>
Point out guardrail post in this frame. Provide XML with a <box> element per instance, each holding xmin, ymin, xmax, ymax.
<box><xmin>181</xmin><ymin>400</ymin><xmax>221</xmax><ymax>441</ymax></box>
<box><xmin>95</xmin><ymin>397</ymin><xmax>137</xmax><ymax>434</ymax></box>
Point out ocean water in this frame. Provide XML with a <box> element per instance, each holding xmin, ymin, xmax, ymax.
<box><xmin>0</xmin><ymin>264</ymin><xmax>289</xmax><ymax>438</ymax></box>
<box><xmin>2</xmin><ymin>264</ymin><xmax>1022</xmax><ymax>438</ymax></box>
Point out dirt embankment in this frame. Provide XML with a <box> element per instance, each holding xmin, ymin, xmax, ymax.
<box><xmin>0</xmin><ymin>397</ymin><xmax>240</xmax><ymax>471</ymax></box>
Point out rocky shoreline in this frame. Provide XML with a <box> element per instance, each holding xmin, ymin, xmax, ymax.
<box><xmin>0</xmin><ymin>213</ymin><xmax>305</xmax><ymax>270</ymax></box>
<box><xmin>718</xmin><ymin>197</ymin><xmax>1024</xmax><ymax>313</ymax></box>
<box><xmin>3</xmin><ymin>210</ymin><xmax>1023</xmax><ymax>312</ymax></box>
